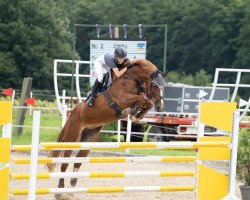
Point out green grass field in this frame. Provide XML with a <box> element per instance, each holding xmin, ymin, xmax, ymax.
<box><xmin>0</xmin><ymin>99</ymin><xmax>199</xmax><ymax>156</ymax></box>
<box><xmin>2</xmin><ymin>100</ymin><xmax>248</xmax><ymax>156</ymax></box>
<box><xmin>0</xmin><ymin>107</ymin><xmax>196</xmax><ymax>156</ymax></box>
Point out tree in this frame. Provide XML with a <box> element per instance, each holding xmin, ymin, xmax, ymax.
<box><xmin>0</xmin><ymin>0</ymin><xmax>76</xmax><ymax>89</ymax></box>
<box><xmin>0</xmin><ymin>52</ymin><xmax>19</xmax><ymax>88</ymax></box>
<box><xmin>234</xmin><ymin>0</ymin><xmax>250</xmax><ymax>68</ymax></box>
<box><xmin>165</xmin><ymin>69</ymin><xmax>211</xmax><ymax>86</ymax></box>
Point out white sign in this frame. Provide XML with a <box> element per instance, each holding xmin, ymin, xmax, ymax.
<box><xmin>239</xmin><ymin>98</ymin><xmax>249</xmax><ymax>108</ymax></box>
<box><xmin>90</xmin><ymin>40</ymin><xmax>147</xmax><ymax>85</ymax></box>
<box><xmin>199</xmin><ymin>90</ymin><xmax>208</xmax><ymax>99</ymax></box>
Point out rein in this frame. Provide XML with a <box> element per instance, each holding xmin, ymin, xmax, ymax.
<box><xmin>104</xmin><ymin>64</ymin><xmax>164</xmax><ymax>119</ymax></box>
<box><xmin>122</xmin><ymin>68</ymin><xmax>164</xmax><ymax>102</ymax></box>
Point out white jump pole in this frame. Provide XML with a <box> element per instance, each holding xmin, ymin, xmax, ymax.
<box><xmin>126</xmin><ymin>116</ymin><xmax>132</xmax><ymax>153</ymax></box>
<box><xmin>29</xmin><ymin>92</ymin><xmax>33</xmax><ymax>115</ymax></box>
<box><xmin>2</xmin><ymin>91</ymin><xmax>15</xmax><ymax>139</ymax></box>
<box><xmin>62</xmin><ymin>105</ymin><xmax>67</xmax><ymax>128</ymax></box>
<box><xmin>27</xmin><ymin>111</ymin><xmax>41</xmax><ymax>200</ymax></box>
<box><xmin>62</xmin><ymin>89</ymin><xmax>66</xmax><ymax>108</ymax></box>
<box><xmin>222</xmin><ymin>111</ymin><xmax>240</xmax><ymax>200</ymax></box>
<box><xmin>117</xmin><ymin>120</ymin><xmax>121</xmax><ymax>143</ymax></box>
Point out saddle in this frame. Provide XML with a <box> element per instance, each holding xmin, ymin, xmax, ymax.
<box><xmin>85</xmin><ymin>70</ymin><xmax>124</xmax><ymax>118</ymax></box>
<box><xmin>86</xmin><ymin>70</ymin><xmax>112</xmax><ymax>97</ymax></box>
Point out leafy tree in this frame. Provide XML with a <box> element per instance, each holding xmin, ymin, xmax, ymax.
<box><xmin>193</xmin><ymin>69</ymin><xmax>212</xmax><ymax>86</ymax></box>
<box><xmin>203</xmin><ymin>0</ymin><xmax>245</xmax><ymax>71</ymax></box>
<box><xmin>0</xmin><ymin>52</ymin><xmax>19</xmax><ymax>88</ymax></box>
<box><xmin>234</xmin><ymin>0</ymin><xmax>250</xmax><ymax>68</ymax></box>
<box><xmin>0</xmin><ymin>0</ymin><xmax>76</xmax><ymax>89</ymax></box>
<box><xmin>1</xmin><ymin>0</ymin><xmax>250</xmax><ymax>94</ymax></box>
<box><xmin>166</xmin><ymin>69</ymin><xmax>211</xmax><ymax>86</ymax></box>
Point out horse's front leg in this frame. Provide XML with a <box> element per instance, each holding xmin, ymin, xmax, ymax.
<box><xmin>130</xmin><ymin>95</ymin><xmax>152</xmax><ymax>121</ymax></box>
<box><xmin>135</xmin><ymin>100</ymin><xmax>154</xmax><ymax>119</ymax></box>
<box><xmin>130</xmin><ymin>102</ymin><xmax>139</xmax><ymax>116</ymax></box>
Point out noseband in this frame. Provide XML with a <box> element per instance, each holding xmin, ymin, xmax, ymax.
<box><xmin>145</xmin><ymin>70</ymin><xmax>165</xmax><ymax>102</ymax></box>
<box><xmin>122</xmin><ymin>69</ymin><xmax>165</xmax><ymax>103</ymax></box>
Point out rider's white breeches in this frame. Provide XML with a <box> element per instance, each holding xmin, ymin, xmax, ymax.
<box><xmin>94</xmin><ymin>59</ymin><xmax>109</xmax><ymax>82</ymax></box>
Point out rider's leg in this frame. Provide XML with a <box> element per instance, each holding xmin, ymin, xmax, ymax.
<box><xmin>88</xmin><ymin>79</ymin><xmax>101</xmax><ymax>107</ymax></box>
<box><xmin>88</xmin><ymin>62</ymin><xmax>106</xmax><ymax>107</ymax></box>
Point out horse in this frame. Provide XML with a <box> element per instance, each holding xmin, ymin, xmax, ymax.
<box><xmin>46</xmin><ymin>58</ymin><xmax>165</xmax><ymax>198</ymax></box>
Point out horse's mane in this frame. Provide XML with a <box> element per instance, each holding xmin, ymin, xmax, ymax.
<box><xmin>123</xmin><ymin>58</ymin><xmax>157</xmax><ymax>76</ymax></box>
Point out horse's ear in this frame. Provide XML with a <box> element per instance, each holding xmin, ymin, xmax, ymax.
<box><xmin>150</xmin><ymin>72</ymin><xmax>154</xmax><ymax>79</ymax></box>
<box><xmin>122</xmin><ymin>60</ymin><xmax>132</xmax><ymax>69</ymax></box>
<box><xmin>153</xmin><ymin>70</ymin><xmax>159</xmax><ymax>78</ymax></box>
<box><xmin>131</xmin><ymin>59</ymin><xmax>140</xmax><ymax>66</ymax></box>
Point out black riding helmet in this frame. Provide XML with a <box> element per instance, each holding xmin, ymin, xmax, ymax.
<box><xmin>114</xmin><ymin>47</ymin><xmax>127</xmax><ymax>58</ymax></box>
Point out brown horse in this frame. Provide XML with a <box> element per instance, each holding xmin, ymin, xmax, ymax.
<box><xmin>46</xmin><ymin>58</ymin><xmax>165</xmax><ymax>196</ymax></box>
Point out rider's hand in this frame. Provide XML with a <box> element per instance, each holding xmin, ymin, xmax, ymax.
<box><xmin>127</xmin><ymin>63</ymin><xmax>134</xmax><ymax>69</ymax></box>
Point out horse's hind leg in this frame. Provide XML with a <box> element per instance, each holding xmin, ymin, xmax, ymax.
<box><xmin>70</xmin><ymin>126</ymin><xmax>102</xmax><ymax>187</ymax></box>
<box><xmin>58</xmin><ymin>150</ymin><xmax>73</xmax><ymax>188</ymax></box>
<box><xmin>70</xmin><ymin>150</ymin><xmax>90</xmax><ymax>187</ymax></box>
<box><xmin>54</xmin><ymin>150</ymin><xmax>73</xmax><ymax>200</ymax></box>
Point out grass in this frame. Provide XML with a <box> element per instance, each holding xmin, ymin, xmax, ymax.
<box><xmin>10</xmin><ymin>110</ymin><xmax>62</xmax><ymax>144</ymax></box>
<box><xmin>1</xmin><ymin>99</ymin><xmax>196</xmax><ymax>156</ymax></box>
<box><xmin>130</xmin><ymin>149</ymin><xmax>196</xmax><ymax>156</ymax></box>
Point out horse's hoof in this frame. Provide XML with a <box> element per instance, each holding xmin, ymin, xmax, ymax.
<box><xmin>122</xmin><ymin>108</ymin><xmax>131</xmax><ymax>116</ymax></box>
<box><xmin>130</xmin><ymin>108</ymin><xmax>137</xmax><ymax>115</ymax></box>
<box><xmin>135</xmin><ymin>118</ymin><xmax>141</xmax><ymax>122</ymax></box>
<box><xmin>58</xmin><ymin>178</ymin><xmax>64</xmax><ymax>188</ymax></box>
<box><xmin>70</xmin><ymin>178</ymin><xmax>77</xmax><ymax>187</ymax></box>
<box><xmin>54</xmin><ymin>193</ymin><xmax>63</xmax><ymax>200</ymax></box>
<box><xmin>131</xmin><ymin>116</ymin><xmax>141</xmax><ymax>122</ymax></box>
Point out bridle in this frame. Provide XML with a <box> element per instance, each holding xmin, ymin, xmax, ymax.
<box><xmin>147</xmin><ymin>70</ymin><xmax>165</xmax><ymax>104</ymax></box>
<box><xmin>104</xmin><ymin>63</ymin><xmax>165</xmax><ymax>118</ymax></box>
<box><xmin>121</xmin><ymin>67</ymin><xmax>165</xmax><ymax>103</ymax></box>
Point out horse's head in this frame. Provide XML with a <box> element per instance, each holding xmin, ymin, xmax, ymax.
<box><xmin>148</xmin><ymin>69</ymin><xmax>165</xmax><ymax>112</ymax></box>
<box><xmin>129</xmin><ymin>59</ymin><xmax>165</xmax><ymax>112</ymax></box>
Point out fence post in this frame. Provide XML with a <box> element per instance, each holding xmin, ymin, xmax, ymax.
<box><xmin>28</xmin><ymin>111</ymin><xmax>40</xmax><ymax>200</ymax></box>
<box><xmin>222</xmin><ymin>111</ymin><xmax>240</xmax><ymax>200</ymax></box>
<box><xmin>126</xmin><ymin>116</ymin><xmax>132</xmax><ymax>153</ymax></box>
<box><xmin>62</xmin><ymin>105</ymin><xmax>67</xmax><ymax>128</ymax></box>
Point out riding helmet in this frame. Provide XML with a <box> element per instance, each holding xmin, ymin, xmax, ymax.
<box><xmin>114</xmin><ymin>47</ymin><xmax>127</xmax><ymax>58</ymax></box>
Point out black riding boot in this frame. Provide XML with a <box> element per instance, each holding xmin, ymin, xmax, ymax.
<box><xmin>88</xmin><ymin>80</ymin><xmax>101</xmax><ymax>107</ymax></box>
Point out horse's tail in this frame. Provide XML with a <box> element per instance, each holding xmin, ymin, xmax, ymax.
<box><xmin>45</xmin><ymin>126</ymin><xmax>65</xmax><ymax>172</ymax></box>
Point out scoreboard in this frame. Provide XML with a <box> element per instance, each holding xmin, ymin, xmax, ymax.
<box><xmin>90</xmin><ymin>40</ymin><xmax>147</xmax><ymax>85</ymax></box>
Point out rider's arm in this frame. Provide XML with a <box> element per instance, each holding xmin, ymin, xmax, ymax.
<box><xmin>112</xmin><ymin>67</ymin><xmax>128</xmax><ymax>78</ymax></box>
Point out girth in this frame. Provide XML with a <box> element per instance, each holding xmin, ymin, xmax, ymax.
<box><xmin>103</xmin><ymin>90</ymin><xmax>123</xmax><ymax>118</ymax></box>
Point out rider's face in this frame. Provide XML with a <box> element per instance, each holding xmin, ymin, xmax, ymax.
<box><xmin>116</xmin><ymin>57</ymin><xmax>125</xmax><ymax>64</ymax></box>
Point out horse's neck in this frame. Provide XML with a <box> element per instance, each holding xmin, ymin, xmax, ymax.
<box><xmin>110</xmin><ymin>68</ymin><xmax>152</xmax><ymax>87</ymax></box>
<box><xmin>125</xmin><ymin>69</ymin><xmax>151</xmax><ymax>83</ymax></box>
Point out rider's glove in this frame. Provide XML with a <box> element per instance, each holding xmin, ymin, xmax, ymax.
<box><xmin>127</xmin><ymin>63</ymin><xmax>134</xmax><ymax>69</ymax></box>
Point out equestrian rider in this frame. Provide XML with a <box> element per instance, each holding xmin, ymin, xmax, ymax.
<box><xmin>88</xmin><ymin>47</ymin><xmax>133</xmax><ymax>107</ymax></box>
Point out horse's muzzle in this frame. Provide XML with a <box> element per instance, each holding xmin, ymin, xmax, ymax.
<box><xmin>155</xmin><ymin>101</ymin><xmax>164</xmax><ymax>112</ymax></box>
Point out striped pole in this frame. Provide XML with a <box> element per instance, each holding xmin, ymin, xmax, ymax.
<box><xmin>12</xmin><ymin>141</ymin><xmax>230</xmax><ymax>151</ymax></box>
<box><xmin>11</xmin><ymin>170</ymin><xmax>196</xmax><ymax>179</ymax></box>
<box><xmin>10</xmin><ymin>185</ymin><xmax>196</xmax><ymax>195</ymax></box>
<box><xmin>12</xmin><ymin>156</ymin><xmax>197</xmax><ymax>164</ymax></box>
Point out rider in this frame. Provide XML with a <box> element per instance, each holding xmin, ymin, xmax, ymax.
<box><xmin>88</xmin><ymin>47</ymin><xmax>133</xmax><ymax>107</ymax></box>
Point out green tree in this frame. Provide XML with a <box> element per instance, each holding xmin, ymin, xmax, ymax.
<box><xmin>234</xmin><ymin>0</ymin><xmax>250</xmax><ymax>68</ymax></box>
<box><xmin>203</xmin><ymin>0</ymin><xmax>245</xmax><ymax>71</ymax></box>
<box><xmin>193</xmin><ymin>69</ymin><xmax>212</xmax><ymax>86</ymax></box>
<box><xmin>0</xmin><ymin>0</ymin><xmax>75</xmax><ymax>89</ymax></box>
<box><xmin>0</xmin><ymin>52</ymin><xmax>19</xmax><ymax>88</ymax></box>
<box><xmin>166</xmin><ymin>69</ymin><xmax>211</xmax><ymax>86</ymax></box>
